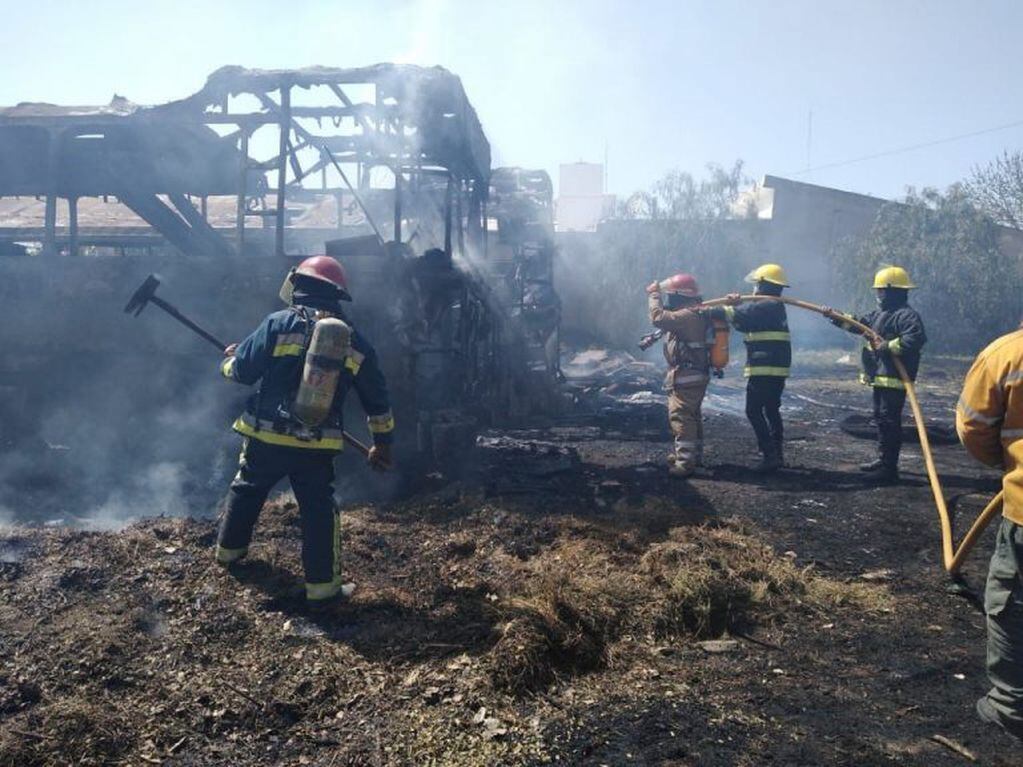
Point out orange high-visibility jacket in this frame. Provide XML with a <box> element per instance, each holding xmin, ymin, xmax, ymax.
<box><xmin>956</xmin><ymin>329</ymin><xmax>1023</xmax><ymax>526</ymax></box>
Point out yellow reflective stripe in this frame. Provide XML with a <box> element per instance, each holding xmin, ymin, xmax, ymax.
<box><xmin>306</xmin><ymin>577</ymin><xmax>344</xmax><ymax>601</ymax></box>
<box><xmin>345</xmin><ymin>350</ymin><xmax>365</xmax><ymax>375</ymax></box>
<box><xmin>272</xmin><ymin>343</ymin><xmax>305</xmax><ymax>357</ymax></box>
<box><xmin>872</xmin><ymin>375</ymin><xmax>906</xmax><ymax>390</ymax></box>
<box><xmin>367</xmin><ymin>412</ymin><xmax>395</xmax><ymax>434</ymax></box>
<box><xmin>723</xmin><ymin>305</ymin><xmax>736</xmax><ymax>321</ymax></box>
<box><xmin>272</xmin><ymin>333</ymin><xmax>306</xmax><ymax>357</ymax></box>
<box><xmin>221</xmin><ymin>357</ymin><xmax>236</xmax><ymax>379</ymax></box>
<box><xmin>215</xmin><ymin>545</ymin><xmax>247</xmax><ymax>564</ymax></box>
<box><xmin>744</xmin><ymin>331</ymin><xmax>791</xmax><ymax>342</ymax></box>
<box><xmin>744</xmin><ymin>366</ymin><xmax>790</xmax><ymax>377</ymax></box>
<box><xmin>232</xmin><ymin>416</ymin><xmax>343</xmax><ymax>451</ymax></box>
<box><xmin>888</xmin><ymin>336</ymin><xmax>903</xmax><ymax>356</ymax></box>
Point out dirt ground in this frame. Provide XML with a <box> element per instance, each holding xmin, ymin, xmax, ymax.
<box><xmin>0</xmin><ymin>351</ymin><xmax>1017</xmax><ymax>766</ymax></box>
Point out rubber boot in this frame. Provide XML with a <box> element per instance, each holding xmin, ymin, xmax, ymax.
<box><xmin>977</xmin><ymin>696</ymin><xmax>1023</xmax><ymax>744</ymax></box>
<box><xmin>862</xmin><ymin>463</ymin><xmax>899</xmax><ymax>485</ymax></box>
<box><xmin>755</xmin><ymin>444</ymin><xmax>782</xmax><ymax>474</ymax></box>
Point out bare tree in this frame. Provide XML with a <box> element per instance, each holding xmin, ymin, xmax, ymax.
<box><xmin>965</xmin><ymin>150</ymin><xmax>1023</xmax><ymax>230</ymax></box>
<box><xmin>650</xmin><ymin>160</ymin><xmax>753</xmax><ymax>220</ymax></box>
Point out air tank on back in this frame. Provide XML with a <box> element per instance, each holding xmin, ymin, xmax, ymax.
<box><xmin>710</xmin><ymin>318</ymin><xmax>730</xmax><ymax>372</ymax></box>
<box><xmin>293</xmin><ymin>317</ymin><xmax>352</xmax><ymax>426</ymax></box>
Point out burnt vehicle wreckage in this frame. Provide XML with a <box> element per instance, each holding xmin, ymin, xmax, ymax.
<box><xmin>0</xmin><ymin>65</ymin><xmax>562</xmax><ymax>486</ymax></box>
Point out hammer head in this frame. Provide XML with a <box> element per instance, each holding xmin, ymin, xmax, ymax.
<box><xmin>124</xmin><ymin>274</ymin><xmax>161</xmax><ymax>317</ymax></box>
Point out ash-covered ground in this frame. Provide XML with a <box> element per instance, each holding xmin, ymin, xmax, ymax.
<box><xmin>0</xmin><ymin>350</ymin><xmax>1014</xmax><ymax>766</ymax></box>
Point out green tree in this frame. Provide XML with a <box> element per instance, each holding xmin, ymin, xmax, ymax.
<box><xmin>834</xmin><ymin>185</ymin><xmax>1022</xmax><ymax>352</ymax></box>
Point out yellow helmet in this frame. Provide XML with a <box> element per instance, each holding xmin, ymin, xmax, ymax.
<box><xmin>745</xmin><ymin>263</ymin><xmax>789</xmax><ymax>287</ymax></box>
<box><xmin>872</xmin><ymin>265</ymin><xmax>916</xmax><ymax>289</ymax></box>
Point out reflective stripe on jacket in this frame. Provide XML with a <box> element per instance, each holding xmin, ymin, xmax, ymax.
<box><xmin>956</xmin><ymin>329</ymin><xmax>1023</xmax><ymax>525</ymax></box>
<box><xmin>836</xmin><ymin>305</ymin><xmax>926</xmax><ymax>386</ymax></box>
<box><xmin>648</xmin><ymin>292</ymin><xmax>711</xmax><ymax>390</ymax></box>
<box><xmin>722</xmin><ymin>302</ymin><xmax>791</xmax><ymax>378</ymax></box>
<box><xmin>222</xmin><ymin>307</ymin><xmax>394</xmax><ymax>450</ymax></box>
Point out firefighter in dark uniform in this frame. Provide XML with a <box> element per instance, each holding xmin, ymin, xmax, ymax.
<box><xmin>216</xmin><ymin>256</ymin><xmax>393</xmax><ymax>609</ymax></box>
<box><xmin>709</xmin><ymin>264</ymin><xmax>792</xmax><ymax>472</ymax></box>
<box><xmin>829</xmin><ymin>266</ymin><xmax>926</xmax><ymax>484</ymax></box>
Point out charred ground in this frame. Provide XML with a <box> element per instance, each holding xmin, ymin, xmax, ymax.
<box><xmin>0</xmin><ymin>352</ymin><xmax>1015</xmax><ymax>766</ymax></box>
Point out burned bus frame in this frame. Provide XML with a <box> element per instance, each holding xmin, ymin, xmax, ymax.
<box><xmin>0</xmin><ymin>64</ymin><xmax>490</xmax><ymax>262</ymax></box>
<box><xmin>0</xmin><ymin>66</ymin><xmax>556</xmax><ymax>465</ymax></box>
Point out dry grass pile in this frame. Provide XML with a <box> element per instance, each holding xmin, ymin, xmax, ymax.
<box><xmin>489</xmin><ymin>519</ymin><xmax>890</xmax><ymax>694</ymax></box>
<box><xmin>0</xmin><ymin>697</ymin><xmax>131</xmax><ymax>766</ymax></box>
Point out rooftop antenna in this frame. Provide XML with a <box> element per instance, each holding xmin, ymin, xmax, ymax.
<box><xmin>603</xmin><ymin>140</ymin><xmax>608</xmax><ymax>193</ymax></box>
<box><xmin>805</xmin><ymin>108</ymin><xmax>814</xmax><ymax>179</ymax></box>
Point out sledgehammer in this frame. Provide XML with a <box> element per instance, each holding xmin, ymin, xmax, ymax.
<box><xmin>123</xmin><ymin>274</ymin><xmax>372</xmax><ymax>457</ymax></box>
<box><xmin>124</xmin><ymin>274</ymin><xmax>229</xmax><ymax>352</ymax></box>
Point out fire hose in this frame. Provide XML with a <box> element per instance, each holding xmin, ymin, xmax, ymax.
<box><xmin>698</xmin><ymin>294</ymin><xmax>1003</xmax><ymax>579</ymax></box>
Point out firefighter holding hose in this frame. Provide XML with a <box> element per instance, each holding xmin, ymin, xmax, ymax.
<box><xmin>707</xmin><ymin>264</ymin><xmax>792</xmax><ymax>473</ymax></box>
<box><xmin>647</xmin><ymin>273</ymin><xmax>714</xmax><ymax>477</ymax></box>
<box><xmin>956</xmin><ymin>327</ymin><xmax>1023</xmax><ymax>742</ymax></box>
<box><xmin>216</xmin><ymin>256</ymin><xmax>394</xmax><ymax>611</ymax></box>
<box><xmin>828</xmin><ymin>266</ymin><xmax>926</xmax><ymax>484</ymax></box>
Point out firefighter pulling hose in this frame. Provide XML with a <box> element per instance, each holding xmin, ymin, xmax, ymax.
<box><xmin>647</xmin><ymin>273</ymin><xmax>723</xmax><ymax>477</ymax></box>
<box><xmin>694</xmin><ymin>289</ymin><xmax>1002</xmax><ymax>578</ymax></box>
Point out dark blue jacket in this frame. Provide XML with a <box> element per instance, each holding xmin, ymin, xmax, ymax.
<box><xmin>714</xmin><ymin>302</ymin><xmax>791</xmax><ymax>378</ymax></box>
<box><xmin>855</xmin><ymin>305</ymin><xmax>927</xmax><ymax>384</ymax></box>
<box><xmin>221</xmin><ymin>308</ymin><xmax>393</xmax><ymax>451</ymax></box>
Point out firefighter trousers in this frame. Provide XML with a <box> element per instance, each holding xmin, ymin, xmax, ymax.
<box><xmin>873</xmin><ymin>387</ymin><xmax>906</xmax><ymax>469</ymax></box>
<box><xmin>746</xmin><ymin>376</ymin><xmax>785</xmax><ymax>454</ymax></box>
<box><xmin>983</xmin><ymin>518</ymin><xmax>1023</xmax><ymax>729</ymax></box>
<box><xmin>668</xmin><ymin>382</ymin><xmax>707</xmax><ymax>469</ymax></box>
<box><xmin>216</xmin><ymin>438</ymin><xmax>343</xmax><ymax>602</ymax></box>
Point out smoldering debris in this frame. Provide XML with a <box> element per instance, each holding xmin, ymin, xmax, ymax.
<box><xmin>0</xmin><ymin>495</ymin><xmax>894</xmax><ymax>764</ymax></box>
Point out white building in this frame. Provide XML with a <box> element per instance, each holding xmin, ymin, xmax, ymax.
<box><xmin>555</xmin><ymin>162</ymin><xmax>615</xmax><ymax>232</ymax></box>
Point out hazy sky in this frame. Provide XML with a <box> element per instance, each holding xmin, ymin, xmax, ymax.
<box><xmin>3</xmin><ymin>0</ymin><xmax>1022</xmax><ymax>200</ymax></box>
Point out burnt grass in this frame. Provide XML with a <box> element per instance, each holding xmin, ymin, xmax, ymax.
<box><xmin>0</xmin><ymin>358</ymin><xmax>1018</xmax><ymax>766</ymax></box>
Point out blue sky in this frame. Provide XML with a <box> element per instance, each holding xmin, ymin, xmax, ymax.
<box><xmin>3</xmin><ymin>0</ymin><xmax>1022</xmax><ymax>200</ymax></box>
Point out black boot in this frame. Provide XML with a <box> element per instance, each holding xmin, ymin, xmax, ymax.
<box><xmin>863</xmin><ymin>463</ymin><xmax>899</xmax><ymax>485</ymax></box>
<box><xmin>755</xmin><ymin>444</ymin><xmax>782</xmax><ymax>474</ymax></box>
<box><xmin>859</xmin><ymin>457</ymin><xmax>884</xmax><ymax>472</ymax></box>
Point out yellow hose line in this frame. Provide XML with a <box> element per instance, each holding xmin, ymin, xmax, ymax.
<box><xmin>699</xmin><ymin>293</ymin><xmax>1003</xmax><ymax>574</ymax></box>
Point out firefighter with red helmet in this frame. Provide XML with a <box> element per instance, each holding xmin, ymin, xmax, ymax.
<box><xmin>216</xmin><ymin>255</ymin><xmax>394</xmax><ymax>610</ymax></box>
<box><xmin>648</xmin><ymin>273</ymin><xmax>712</xmax><ymax>477</ymax></box>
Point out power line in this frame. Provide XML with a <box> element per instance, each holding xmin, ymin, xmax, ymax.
<box><xmin>787</xmin><ymin>118</ymin><xmax>1023</xmax><ymax>176</ymax></box>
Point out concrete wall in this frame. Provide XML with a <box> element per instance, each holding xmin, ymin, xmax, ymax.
<box><xmin>556</xmin><ymin>175</ymin><xmax>1023</xmax><ymax>351</ymax></box>
<box><xmin>756</xmin><ymin>175</ymin><xmax>886</xmax><ymax>308</ymax></box>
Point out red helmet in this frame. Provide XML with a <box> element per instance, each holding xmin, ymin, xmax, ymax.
<box><xmin>295</xmin><ymin>256</ymin><xmax>351</xmax><ymax>301</ymax></box>
<box><xmin>662</xmin><ymin>273</ymin><xmax>701</xmax><ymax>298</ymax></box>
